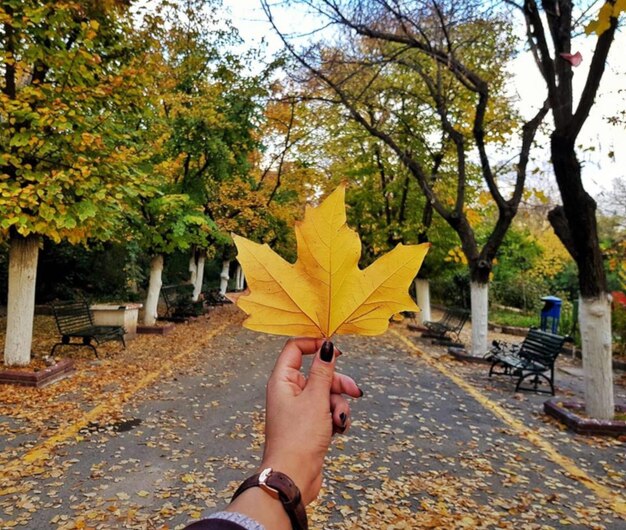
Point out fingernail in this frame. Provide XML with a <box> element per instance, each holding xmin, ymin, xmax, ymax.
<box><xmin>357</xmin><ymin>387</ymin><xmax>364</xmax><ymax>398</ymax></box>
<box><xmin>320</xmin><ymin>341</ymin><xmax>334</xmax><ymax>363</ymax></box>
<box><xmin>339</xmin><ymin>412</ymin><xmax>347</xmax><ymax>427</ymax></box>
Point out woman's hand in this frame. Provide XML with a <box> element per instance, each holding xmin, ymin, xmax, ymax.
<box><xmin>260</xmin><ymin>338</ymin><xmax>362</xmax><ymax>505</ymax></box>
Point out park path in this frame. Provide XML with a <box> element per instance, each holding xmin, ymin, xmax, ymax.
<box><xmin>0</xmin><ymin>307</ymin><xmax>624</xmax><ymax>529</ymax></box>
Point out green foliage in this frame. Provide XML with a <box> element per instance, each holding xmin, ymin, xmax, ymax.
<box><xmin>134</xmin><ymin>193</ymin><xmax>219</xmax><ymax>255</ymax></box>
<box><xmin>0</xmin><ymin>1</ymin><xmax>151</xmax><ymax>243</ymax></box>
<box><xmin>491</xmin><ymin>229</ymin><xmax>545</xmax><ymax>311</ymax></box>
<box><xmin>430</xmin><ymin>270</ymin><xmax>471</xmax><ymax>309</ymax></box>
<box><xmin>34</xmin><ymin>240</ymin><xmax>145</xmax><ymax>303</ymax></box>
<box><xmin>129</xmin><ymin>0</ymin><xmax>268</xmax><ymax>259</ymax></box>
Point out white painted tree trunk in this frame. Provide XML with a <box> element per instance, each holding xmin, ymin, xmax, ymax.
<box><xmin>4</xmin><ymin>235</ymin><xmax>39</xmax><ymax>366</ymax></box>
<box><xmin>188</xmin><ymin>252</ymin><xmax>197</xmax><ymax>286</ymax></box>
<box><xmin>143</xmin><ymin>254</ymin><xmax>164</xmax><ymax>326</ymax></box>
<box><xmin>579</xmin><ymin>294</ymin><xmax>614</xmax><ymax>420</ymax></box>
<box><xmin>192</xmin><ymin>254</ymin><xmax>205</xmax><ymax>301</ymax></box>
<box><xmin>235</xmin><ymin>264</ymin><xmax>245</xmax><ymax>291</ymax></box>
<box><xmin>414</xmin><ymin>279</ymin><xmax>431</xmax><ymax>324</ymax></box>
<box><xmin>470</xmin><ymin>281</ymin><xmax>489</xmax><ymax>357</ymax></box>
<box><xmin>219</xmin><ymin>260</ymin><xmax>230</xmax><ymax>295</ymax></box>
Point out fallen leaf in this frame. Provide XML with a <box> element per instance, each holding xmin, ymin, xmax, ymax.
<box><xmin>234</xmin><ymin>185</ymin><xmax>429</xmax><ymax>338</ymax></box>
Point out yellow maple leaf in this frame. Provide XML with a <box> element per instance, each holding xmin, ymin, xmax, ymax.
<box><xmin>233</xmin><ymin>185</ymin><xmax>429</xmax><ymax>338</ymax></box>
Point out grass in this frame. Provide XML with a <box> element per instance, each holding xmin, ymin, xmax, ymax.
<box><xmin>488</xmin><ymin>308</ymin><xmax>539</xmax><ymax>329</ymax></box>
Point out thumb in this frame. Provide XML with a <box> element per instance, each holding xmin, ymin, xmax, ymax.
<box><xmin>305</xmin><ymin>341</ymin><xmax>336</xmax><ymax>397</ymax></box>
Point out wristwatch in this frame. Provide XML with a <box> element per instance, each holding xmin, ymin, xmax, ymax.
<box><xmin>231</xmin><ymin>468</ymin><xmax>308</xmax><ymax>530</ymax></box>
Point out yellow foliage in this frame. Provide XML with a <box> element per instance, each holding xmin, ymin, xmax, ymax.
<box><xmin>585</xmin><ymin>0</ymin><xmax>625</xmax><ymax>35</ymax></box>
<box><xmin>444</xmin><ymin>247</ymin><xmax>468</xmax><ymax>266</ymax></box>
<box><xmin>465</xmin><ymin>208</ymin><xmax>481</xmax><ymax>228</ymax></box>
<box><xmin>528</xmin><ymin>228</ymin><xmax>571</xmax><ymax>279</ymax></box>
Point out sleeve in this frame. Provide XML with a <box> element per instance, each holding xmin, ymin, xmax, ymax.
<box><xmin>183</xmin><ymin>511</ymin><xmax>266</xmax><ymax>530</ymax></box>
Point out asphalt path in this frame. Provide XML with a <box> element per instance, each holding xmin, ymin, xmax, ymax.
<box><xmin>1</xmin><ymin>316</ymin><xmax>625</xmax><ymax>529</ymax></box>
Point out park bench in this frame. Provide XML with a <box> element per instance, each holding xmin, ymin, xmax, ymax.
<box><xmin>160</xmin><ymin>284</ymin><xmax>205</xmax><ymax>321</ymax></box>
<box><xmin>487</xmin><ymin>328</ymin><xmax>567</xmax><ymax>395</ymax></box>
<box><xmin>203</xmin><ymin>289</ymin><xmax>233</xmax><ymax>307</ymax></box>
<box><xmin>421</xmin><ymin>307</ymin><xmax>470</xmax><ymax>346</ymax></box>
<box><xmin>51</xmin><ymin>298</ymin><xmax>126</xmax><ymax>358</ymax></box>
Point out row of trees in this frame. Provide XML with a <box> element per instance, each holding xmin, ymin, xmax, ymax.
<box><xmin>258</xmin><ymin>0</ymin><xmax>624</xmax><ymax>420</ymax></box>
<box><xmin>1</xmin><ymin>0</ymin><xmax>312</xmax><ymax>365</ymax></box>
<box><xmin>1</xmin><ymin>1</ymin><xmax>624</xmax><ymax>420</ymax></box>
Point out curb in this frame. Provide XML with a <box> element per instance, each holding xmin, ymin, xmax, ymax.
<box><xmin>544</xmin><ymin>399</ymin><xmax>626</xmax><ymax>437</ymax></box>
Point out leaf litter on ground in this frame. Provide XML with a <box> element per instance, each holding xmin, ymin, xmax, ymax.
<box><xmin>0</xmin><ymin>309</ymin><xmax>624</xmax><ymax>529</ymax></box>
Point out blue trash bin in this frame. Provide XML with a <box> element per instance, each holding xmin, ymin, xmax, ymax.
<box><xmin>540</xmin><ymin>296</ymin><xmax>562</xmax><ymax>334</ymax></box>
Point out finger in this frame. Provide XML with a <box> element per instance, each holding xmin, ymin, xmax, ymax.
<box><xmin>273</xmin><ymin>337</ymin><xmax>326</xmax><ymax>375</ymax></box>
<box><xmin>331</xmin><ymin>372</ymin><xmax>363</xmax><ymax>398</ymax></box>
<box><xmin>330</xmin><ymin>393</ymin><xmax>351</xmax><ymax>434</ymax></box>
<box><xmin>304</xmin><ymin>341</ymin><xmax>337</xmax><ymax>397</ymax></box>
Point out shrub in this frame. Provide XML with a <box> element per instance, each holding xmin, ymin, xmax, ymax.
<box><xmin>613</xmin><ymin>301</ymin><xmax>626</xmax><ymax>356</ymax></box>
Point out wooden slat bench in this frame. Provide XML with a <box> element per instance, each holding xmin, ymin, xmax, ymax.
<box><xmin>203</xmin><ymin>290</ymin><xmax>233</xmax><ymax>307</ymax></box>
<box><xmin>51</xmin><ymin>299</ymin><xmax>126</xmax><ymax>358</ymax></box>
<box><xmin>487</xmin><ymin>328</ymin><xmax>567</xmax><ymax>395</ymax></box>
<box><xmin>160</xmin><ymin>284</ymin><xmax>205</xmax><ymax>321</ymax></box>
<box><xmin>421</xmin><ymin>307</ymin><xmax>470</xmax><ymax>345</ymax></box>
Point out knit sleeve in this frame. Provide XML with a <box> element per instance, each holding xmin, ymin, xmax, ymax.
<box><xmin>183</xmin><ymin>511</ymin><xmax>266</xmax><ymax>530</ymax></box>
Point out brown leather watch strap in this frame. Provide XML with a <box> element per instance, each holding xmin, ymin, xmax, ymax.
<box><xmin>231</xmin><ymin>468</ymin><xmax>308</xmax><ymax>530</ymax></box>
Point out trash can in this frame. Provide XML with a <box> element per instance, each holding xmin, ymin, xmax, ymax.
<box><xmin>540</xmin><ymin>296</ymin><xmax>562</xmax><ymax>334</ymax></box>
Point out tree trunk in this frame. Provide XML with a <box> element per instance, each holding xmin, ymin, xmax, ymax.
<box><xmin>549</xmin><ymin>136</ymin><xmax>606</xmax><ymax>296</ymax></box>
<box><xmin>235</xmin><ymin>264</ymin><xmax>245</xmax><ymax>291</ymax></box>
<box><xmin>549</xmin><ymin>134</ymin><xmax>614</xmax><ymax>419</ymax></box>
<box><xmin>414</xmin><ymin>279</ymin><xmax>431</xmax><ymax>324</ymax></box>
<box><xmin>4</xmin><ymin>234</ymin><xmax>39</xmax><ymax>366</ymax></box>
<box><xmin>578</xmin><ymin>294</ymin><xmax>614</xmax><ymax>420</ymax></box>
<box><xmin>192</xmin><ymin>254</ymin><xmax>205</xmax><ymax>302</ymax></box>
<box><xmin>219</xmin><ymin>260</ymin><xmax>230</xmax><ymax>295</ymax></box>
<box><xmin>469</xmin><ymin>281</ymin><xmax>488</xmax><ymax>357</ymax></box>
<box><xmin>143</xmin><ymin>254</ymin><xmax>164</xmax><ymax>326</ymax></box>
<box><xmin>188</xmin><ymin>252</ymin><xmax>197</xmax><ymax>287</ymax></box>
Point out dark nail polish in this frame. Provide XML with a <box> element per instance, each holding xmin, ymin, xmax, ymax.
<box><xmin>320</xmin><ymin>341</ymin><xmax>334</xmax><ymax>362</ymax></box>
<box><xmin>339</xmin><ymin>412</ymin><xmax>347</xmax><ymax>427</ymax></box>
<box><xmin>357</xmin><ymin>387</ymin><xmax>364</xmax><ymax>398</ymax></box>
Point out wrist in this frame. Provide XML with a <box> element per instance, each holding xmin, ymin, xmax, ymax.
<box><xmin>227</xmin><ymin>487</ymin><xmax>291</xmax><ymax>530</ymax></box>
<box><xmin>230</xmin><ymin>467</ymin><xmax>309</xmax><ymax>530</ymax></box>
<box><xmin>259</xmin><ymin>457</ymin><xmax>315</xmax><ymax>504</ymax></box>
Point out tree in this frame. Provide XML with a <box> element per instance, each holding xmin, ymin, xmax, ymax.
<box><xmin>131</xmin><ymin>192</ymin><xmax>218</xmax><ymax>325</ymax></box>
<box><xmin>509</xmin><ymin>0</ymin><xmax>623</xmax><ymax>419</ymax></box>
<box><xmin>262</xmin><ymin>0</ymin><xmax>548</xmax><ymax>356</ymax></box>
<box><xmin>135</xmin><ymin>0</ymin><xmax>266</xmax><ymax>310</ymax></box>
<box><xmin>1</xmin><ymin>1</ymin><xmax>150</xmax><ymax>365</ymax></box>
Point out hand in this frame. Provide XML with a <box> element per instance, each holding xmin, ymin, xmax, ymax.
<box><xmin>261</xmin><ymin>338</ymin><xmax>362</xmax><ymax>505</ymax></box>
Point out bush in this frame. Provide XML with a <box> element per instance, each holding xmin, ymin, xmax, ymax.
<box><xmin>490</xmin><ymin>276</ymin><xmax>550</xmax><ymax>312</ymax></box>
<box><xmin>429</xmin><ymin>271</ymin><xmax>470</xmax><ymax>308</ymax></box>
<box><xmin>613</xmin><ymin>302</ymin><xmax>626</xmax><ymax>356</ymax></box>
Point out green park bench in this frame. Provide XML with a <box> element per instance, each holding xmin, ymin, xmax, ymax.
<box><xmin>51</xmin><ymin>298</ymin><xmax>126</xmax><ymax>358</ymax></box>
<box><xmin>487</xmin><ymin>328</ymin><xmax>568</xmax><ymax>395</ymax></box>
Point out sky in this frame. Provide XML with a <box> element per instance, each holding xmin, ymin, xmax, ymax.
<box><xmin>220</xmin><ymin>0</ymin><xmax>625</xmax><ymax>202</ymax></box>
